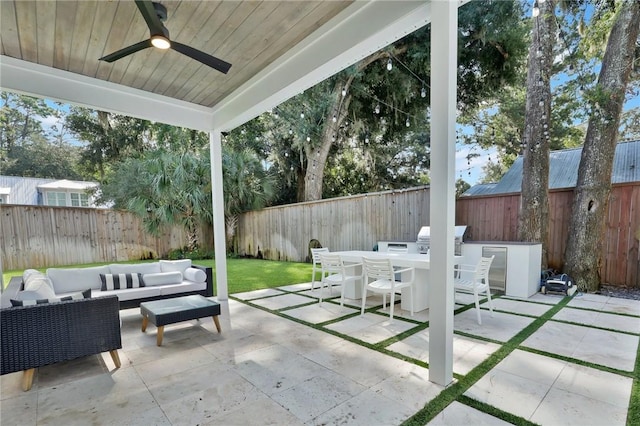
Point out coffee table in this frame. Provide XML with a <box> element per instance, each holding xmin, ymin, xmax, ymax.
<box><xmin>140</xmin><ymin>295</ymin><xmax>221</xmax><ymax>346</ymax></box>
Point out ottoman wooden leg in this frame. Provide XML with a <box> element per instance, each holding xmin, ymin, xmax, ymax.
<box><xmin>212</xmin><ymin>315</ymin><xmax>221</xmax><ymax>333</ymax></box>
<box><xmin>156</xmin><ymin>326</ymin><xmax>164</xmax><ymax>346</ymax></box>
<box><xmin>22</xmin><ymin>368</ymin><xmax>35</xmax><ymax>391</ymax></box>
<box><xmin>141</xmin><ymin>315</ymin><xmax>148</xmax><ymax>332</ymax></box>
<box><xmin>109</xmin><ymin>350</ymin><xmax>122</xmax><ymax>368</ymax></box>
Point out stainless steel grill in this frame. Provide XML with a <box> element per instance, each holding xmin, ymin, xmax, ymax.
<box><xmin>416</xmin><ymin>225</ymin><xmax>467</xmax><ymax>254</ymax></box>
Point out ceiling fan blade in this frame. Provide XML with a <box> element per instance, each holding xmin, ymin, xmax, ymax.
<box><xmin>99</xmin><ymin>39</ymin><xmax>153</xmax><ymax>62</ymax></box>
<box><xmin>135</xmin><ymin>0</ymin><xmax>166</xmax><ymax>36</ymax></box>
<box><xmin>171</xmin><ymin>41</ymin><xmax>232</xmax><ymax>74</ymax></box>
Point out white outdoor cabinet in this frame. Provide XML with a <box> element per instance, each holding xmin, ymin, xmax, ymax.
<box><xmin>461</xmin><ymin>242</ymin><xmax>542</xmax><ymax>298</ymax></box>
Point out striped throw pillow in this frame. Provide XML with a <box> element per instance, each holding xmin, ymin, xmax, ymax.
<box><xmin>100</xmin><ymin>273</ymin><xmax>145</xmax><ymax>291</ymax></box>
<box><xmin>11</xmin><ymin>289</ymin><xmax>91</xmax><ymax>306</ymax></box>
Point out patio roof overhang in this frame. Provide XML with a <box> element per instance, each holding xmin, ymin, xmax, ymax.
<box><xmin>0</xmin><ymin>0</ymin><xmax>462</xmax><ymax>386</ymax></box>
<box><xmin>1</xmin><ymin>0</ymin><xmax>433</xmax><ymax>132</ymax></box>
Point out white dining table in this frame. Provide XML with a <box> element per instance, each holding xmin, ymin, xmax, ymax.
<box><xmin>331</xmin><ymin>250</ymin><xmax>464</xmax><ymax>312</ymax></box>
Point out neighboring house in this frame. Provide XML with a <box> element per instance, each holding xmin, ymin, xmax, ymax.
<box><xmin>0</xmin><ymin>176</ymin><xmax>105</xmax><ymax>208</ymax></box>
<box><xmin>462</xmin><ymin>139</ymin><xmax>640</xmax><ymax>196</ymax></box>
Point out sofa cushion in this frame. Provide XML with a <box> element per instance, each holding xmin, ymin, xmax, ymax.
<box><xmin>183</xmin><ymin>267</ymin><xmax>206</xmax><ymax>283</ymax></box>
<box><xmin>142</xmin><ymin>271</ymin><xmax>183</xmax><ymax>286</ymax></box>
<box><xmin>47</xmin><ymin>265</ymin><xmax>111</xmax><ymax>294</ymax></box>
<box><xmin>160</xmin><ymin>259</ymin><xmax>192</xmax><ymax>275</ymax></box>
<box><xmin>109</xmin><ymin>262</ymin><xmax>161</xmax><ymax>275</ymax></box>
<box><xmin>159</xmin><ymin>281</ymin><xmax>207</xmax><ymax>296</ymax></box>
<box><xmin>100</xmin><ymin>273</ymin><xmax>145</xmax><ymax>291</ymax></box>
<box><xmin>11</xmin><ymin>289</ymin><xmax>91</xmax><ymax>306</ymax></box>
<box><xmin>99</xmin><ymin>286</ymin><xmax>162</xmax><ymax>301</ymax></box>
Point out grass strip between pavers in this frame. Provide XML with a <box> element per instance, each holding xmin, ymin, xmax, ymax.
<box><xmin>627</xmin><ymin>333</ymin><xmax>640</xmax><ymax>426</ymax></box>
<box><xmin>231</xmin><ymin>292</ymin><xmax>639</xmax><ymax>426</ymax></box>
<box><xmin>229</xmin><ymin>295</ymin><xmax>427</xmax><ymax>367</ymax></box>
<box><xmin>401</xmin><ymin>296</ymin><xmax>574</xmax><ymax>426</ymax></box>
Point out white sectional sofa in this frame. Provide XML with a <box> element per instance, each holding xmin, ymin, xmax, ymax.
<box><xmin>4</xmin><ymin>259</ymin><xmax>213</xmax><ymax>310</ymax></box>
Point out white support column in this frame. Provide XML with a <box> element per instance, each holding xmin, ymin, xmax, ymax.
<box><xmin>209</xmin><ymin>131</ymin><xmax>228</xmax><ymax>300</ymax></box>
<box><xmin>428</xmin><ymin>0</ymin><xmax>458</xmax><ymax>386</ymax></box>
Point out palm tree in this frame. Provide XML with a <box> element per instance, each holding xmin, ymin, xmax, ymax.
<box><xmin>222</xmin><ymin>148</ymin><xmax>278</xmax><ymax>252</ymax></box>
<box><xmin>124</xmin><ymin>149</ymin><xmax>212</xmax><ymax>253</ymax></box>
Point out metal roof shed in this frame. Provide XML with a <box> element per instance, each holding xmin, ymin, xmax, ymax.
<box><xmin>463</xmin><ymin>140</ymin><xmax>640</xmax><ymax>196</ymax></box>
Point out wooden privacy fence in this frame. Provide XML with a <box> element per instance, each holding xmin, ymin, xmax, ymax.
<box><xmin>237</xmin><ymin>186</ymin><xmax>431</xmax><ymax>262</ymax></box>
<box><xmin>457</xmin><ymin>184</ymin><xmax>639</xmax><ymax>287</ymax></box>
<box><xmin>3</xmin><ymin>183</ymin><xmax>637</xmax><ymax>286</ymax></box>
<box><xmin>0</xmin><ymin>205</ymin><xmax>194</xmax><ymax>271</ymax></box>
<box><xmin>237</xmin><ymin>184</ymin><xmax>639</xmax><ymax>287</ymax></box>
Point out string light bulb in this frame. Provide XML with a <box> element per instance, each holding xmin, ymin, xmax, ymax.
<box><xmin>341</xmin><ymin>87</ymin><xmax>347</xmax><ymax>96</ymax></box>
<box><xmin>405</xmin><ymin>117</ymin><xmax>410</xmax><ymax>127</ymax></box>
<box><xmin>300</xmin><ymin>112</ymin><xmax>305</xmax><ymax>118</ymax></box>
<box><xmin>306</xmin><ymin>136</ymin><xmax>311</xmax><ymax>142</ymax></box>
<box><xmin>332</xmin><ymin>115</ymin><xmax>337</xmax><ymax>122</ymax></box>
<box><xmin>387</xmin><ymin>58</ymin><xmax>393</xmax><ymax>71</ymax></box>
<box><xmin>374</xmin><ymin>104</ymin><xmax>380</xmax><ymax>114</ymax></box>
<box><xmin>532</xmin><ymin>0</ymin><xmax>540</xmax><ymax>17</ymax></box>
<box><xmin>421</xmin><ymin>87</ymin><xmax>426</xmax><ymax>98</ymax></box>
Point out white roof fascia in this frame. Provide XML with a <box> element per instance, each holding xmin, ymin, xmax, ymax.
<box><xmin>37</xmin><ymin>180</ymin><xmax>96</xmax><ymax>190</ymax></box>
<box><xmin>0</xmin><ymin>56</ymin><xmax>212</xmax><ymax>132</ymax></box>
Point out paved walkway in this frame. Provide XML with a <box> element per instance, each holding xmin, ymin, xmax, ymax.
<box><xmin>1</xmin><ymin>284</ymin><xmax>638</xmax><ymax>425</ymax></box>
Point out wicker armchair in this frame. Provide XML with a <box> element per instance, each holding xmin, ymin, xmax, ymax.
<box><xmin>1</xmin><ymin>277</ymin><xmax>122</xmax><ymax>391</ymax></box>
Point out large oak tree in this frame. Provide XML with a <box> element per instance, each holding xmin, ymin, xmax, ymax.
<box><xmin>564</xmin><ymin>0</ymin><xmax>640</xmax><ymax>291</ymax></box>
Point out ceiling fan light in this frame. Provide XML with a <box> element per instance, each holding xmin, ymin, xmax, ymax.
<box><xmin>151</xmin><ymin>35</ymin><xmax>171</xmax><ymax>49</ymax></box>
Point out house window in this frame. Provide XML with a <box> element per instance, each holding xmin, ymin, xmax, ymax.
<box><xmin>46</xmin><ymin>191</ymin><xmax>67</xmax><ymax>206</ymax></box>
<box><xmin>0</xmin><ymin>195</ymin><xmax>6</xmax><ymax>204</ymax></box>
<box><xmin>70</xmin><ymin>192</ymin><xmax>89</xmax><ymax>207</ymax></box>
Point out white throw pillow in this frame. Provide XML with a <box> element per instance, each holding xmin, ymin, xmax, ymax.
<box><xmin>23</xmin><ymin>269</ymin><xmax>45</xmax><ymax>283</ymax></box>
<box><xmin>23</xmin><ymin>270</ymin><xmax>55</xmax><ymax>293</ymax></box>
<box><xmin>159</xmin><ymin>259</ymin><xmax>192</xmax><ymax>275</ymax></box>
<box><xmin>142</xmin><ymin>271</ymin><xmax>183</xmax><ymax>286</ymax></box>
<box><xmin>183</xmin><ymin>267</ymin><xmax>206</xmax><ymax>283</ymax></box>
<box><xmin>23</xmin><ymin>277</ymin><xmax>57</xmax><ymax>299</ymax></box>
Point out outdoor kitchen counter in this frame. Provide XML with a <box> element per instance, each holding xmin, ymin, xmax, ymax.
<box><xmin>332</xmin><ymin>251</ymin><xmax>464</xmax><ymax>312</ymax></box>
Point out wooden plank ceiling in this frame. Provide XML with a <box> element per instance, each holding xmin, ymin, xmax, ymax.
<box><xmin>0</xmin><ymin>0</ymin><xmax>352</xmax><ymax>108</ymax></box>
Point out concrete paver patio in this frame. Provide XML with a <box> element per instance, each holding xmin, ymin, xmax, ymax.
<box><xmin>1</xmin><ymin>284</ymin><xmax>638</xmax><ymax>425</ymax></box>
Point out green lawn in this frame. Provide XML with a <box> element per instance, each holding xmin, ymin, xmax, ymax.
<box><xmin>2</xmin><ymin>258</ymin><xmax>316</xmax><ymax>295</ymax></box>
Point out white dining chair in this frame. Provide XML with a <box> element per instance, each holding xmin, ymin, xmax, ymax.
<box><xmin>386</xmin><ymin>246</ymin><xmax>408</xmax><ymax>280</ymax></box>
<box><xmin>310</xmin><ymin>247</ymin><xmax>329</xmax><ymax>291</ymax></box>
<box><xmin>318</xmin><ymin>253</ymin><xmax>361</xmax><ymax>305</ymax></box>
<box><xmin>361</xmin><ymin>257</ymin><xmax>414</xmax><ymax>321</ymax></box>
<box><xmin>453</xmin><ymin>255</ymin><xmax>495</xmax><ymax>325</ymax></box>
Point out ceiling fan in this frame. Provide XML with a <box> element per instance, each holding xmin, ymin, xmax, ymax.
<box><xmin>99</xmin><ymin>0</ymin><xmax>232</xmax><ymax>74</ymax></box>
